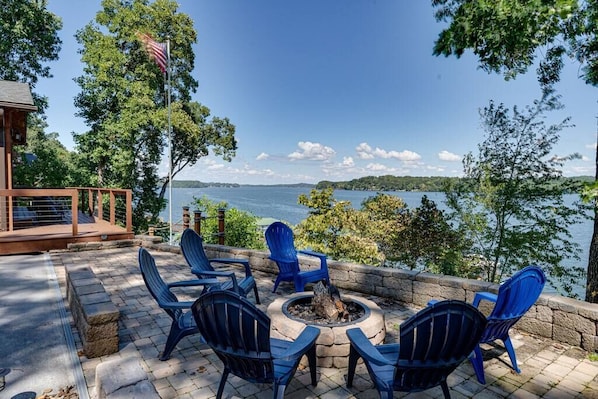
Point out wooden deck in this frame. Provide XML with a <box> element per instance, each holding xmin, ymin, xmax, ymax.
<box><xmin>0</xmin><ymin>187</ymin><xmax>134</xmax><ymax>255</ymax></box>
<box><xmin>0</xmin><ymin>215</ymin><xmax>133</xmax><ymax>255</ymax></box>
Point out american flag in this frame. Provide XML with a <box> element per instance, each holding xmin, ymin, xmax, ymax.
<box><xmin>137</xmin><ymin>32</ymin><xmax>168</xmax><ymax>74</ymax></box>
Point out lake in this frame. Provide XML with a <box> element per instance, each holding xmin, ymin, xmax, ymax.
<box><xmin>163</xmin><ymin>186</ymin><xmax>592</xmax><ymax>297</ymax></box>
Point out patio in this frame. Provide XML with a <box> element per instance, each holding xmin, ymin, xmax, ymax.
<box><xmin>50</xmin><ymin>245</ymin><xmax>598</xmax><ymax>398</ymax></box>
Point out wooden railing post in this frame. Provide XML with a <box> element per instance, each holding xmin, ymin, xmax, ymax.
<box><xmin>96</xmin><ymin>189</ymin><xmax>103</xmax><ymax>220</ymax></box>
<box><xmin>218</xmin><ymin>208</ymin><xmax>225</xmax><ymax>245</ymax></box>
<box><xmin>193</xmin><ymin>210</ymin><xmax>201</xmax><ymax>236</ymax></box>
<box><xmin>109</xmin><ymin>190</ymin><xmax>116</xmax><ymax>225</ymax></box>
<box><xmin>182</xmin><ymin>206</ymin><xmax>190</xmax><ymax>230</ymax></box>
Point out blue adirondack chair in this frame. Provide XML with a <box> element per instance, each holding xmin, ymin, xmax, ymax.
<box><xmin>180</xmin><ymin>228</ymin><xmax>260</xmax><ymax>304</ymax></box>
<box><xmin>264</xmin><ymin>221</ymin><xmax>330</xmax><ymax>292</ymax></box>
<box><xmin>470</xmin><ymin>265</ymin><xmax>546</xmax><ymax>384</ymax></box>
<box><xmin>191</xmin><ymin>289</ymin><xmax>320</xmax><ymax>399</ymax></box>
<box><xmin>346</xmin><ymin>300</ymin><xmax>487</xmax><ymax>399</ymax></box>
<box><xmin>138</xmin><ymin>247</ymin><xmax>217</xmax><ymax>360</ymax></box>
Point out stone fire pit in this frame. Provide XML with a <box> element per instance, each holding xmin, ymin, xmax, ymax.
<box><xmin>267</xmin><ymin>292</ymin><xmax>386</xmax><ymax>368</ymax></box>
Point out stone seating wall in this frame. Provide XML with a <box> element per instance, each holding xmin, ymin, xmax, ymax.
<box><xmin>65</xmin><ymin>263</ymin><xmax>120</xmax><ymax>358</ymax></box>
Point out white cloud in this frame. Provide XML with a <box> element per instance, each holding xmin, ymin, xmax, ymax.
<box><xmin>356</xmin><ymin>142</ymin><xmax>421</xmax><ymax>161</ymax></box>
<box><xmin>206</xmin><ymin>163</ymin><xmax>225</xmax><ymax>170</ymax></box>
<box><xmin>391</xmin><ymin>150</ymin><xmax>421</xmax><ymax>161</ymax></box>
<box><xmin>438</xmin><ymin>150</ymin><xmax>461</xmax><ymax>162</ymax></box>
<box><xmin>256</xmin><ymin>152</ymin><xmax>269</xmax><ymax>161</ymax></box>
<box><xmin>356</xmin><ymin>142</ymin><xmax>374</xmax><ymax>159</ymax></box>
<box><xmin>341</xmin><ymin>156</ymin><xmax>354</xmax><ymax>167</ymax></box>
<box><xmin>288</xmin><ymin>141</ymin><xmax>336</xmax><ymax>161</ymax></box>
<box><xmin>366</xmin><ymin>163</ymin><xmax>396</xmax><ymax>172</ymax></box>
<box><xmin>586</xmin><ymin>143</ymin><xmax>597</xmax><ymax>149</ymax></box>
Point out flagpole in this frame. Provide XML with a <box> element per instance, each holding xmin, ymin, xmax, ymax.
<box><xmin>167</xmin><ymin>38</ymin><xmax>173</xmax><ymax>245</ymax></box>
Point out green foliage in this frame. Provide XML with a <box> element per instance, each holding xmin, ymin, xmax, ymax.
<box><xmin>394</xmin><ymin>195</ymin><xmax>472</xmax><ymax>276</ymax></box>
<box><xmin>295</xmin><ymin>188</ymin><xmax>384</xmax><ymax>265</ymax></box>
<box><xmin>444</xmin><ymin>91</ymin><xmax>588</xmax><ymax>296</ymax></box>
<box><xmin>12</xmin><ymin>116</ymin><xmax>81</xmax><ymax>188</ymax></box>
<box><xmin>431</xmin><ymin>0</ymin><xmax>579</xmax><ymax>81</ymax></box>
<box><xmin>190</xmin><ymin>196</ymin><xmax>265</xmax><ymax>250</ymax></box>
<box><xmin>295</xmin><ymin>188</ymin><xmax>467</xmax><ymax>272</ymax></box>
<box><xmin>317</xmin><ymin>175</ymin><xmax>458</xmax><ymax>192</ymax></box>
<box><xmin>0</xmin><ymin>0</ymin><xmax>62</xmax><ymax>112</ymax></box>
<box><xmin>72</xmin><ymin>0</ymin><xmax>238</xmax><ymax>233</ymax></box>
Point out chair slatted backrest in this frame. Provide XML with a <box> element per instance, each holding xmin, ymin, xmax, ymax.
<box><xmin>483</xmin><ymin>265</ymin><xmax>546</xmax><ymax>342</ymax></box>
<box><xmin>265</xmin><ymin>222</ymin><xmax>300</xmax><ymax>272</ymax></box>
<box><xmin>181</xmin><ymin>228</ymin><xmax>216</xmax><ymax>276</ymax></box>
<box><xmin>192</xmin><ymin>290</ymin><xmax>274</xmax><ymax>383</ymax></box>
<box><xmin>265</xmin><ymin>222</ymin><xmax>298</xmax><ymax>260</ymax></box>
<box><xmin>139</xmin><ymin>247</ymin><xmax>182</xmax><ymax>322</ymax></box>
<box><xmin>396</xmin><ymin>300</ymin><xmax>487</xmax><ymax>391</ymax></box>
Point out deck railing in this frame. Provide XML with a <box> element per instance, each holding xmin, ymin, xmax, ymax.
<box><xmin>0</xmin><ymin>187</ymin><xmax>133</xmax><ymax>234</ymax></box>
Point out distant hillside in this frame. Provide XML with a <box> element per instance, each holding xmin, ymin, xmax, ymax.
<box><xmin>315</xmin><ymin>175</ymin><xmax>594</xmax><ymax>192</ymax></box>
<box><xmin>172</xmin><ymin>181</ymin><xmax>315</xmax><ymax>189</ymax></box>
<box><xmin>172</xmin><ymin>181</ymin><xmax>240</xmax><ymax>188</ymax></box>
<box><xmin>316</xmin><ymin>176</ymin><xmax>459</xmax><ymax>192</ymax></box>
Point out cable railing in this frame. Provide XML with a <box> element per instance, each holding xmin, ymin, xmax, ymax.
<box><xmin>0</xmin><ymin>187</ymin><xmax>132</xmax><ymax>234</ymax></box>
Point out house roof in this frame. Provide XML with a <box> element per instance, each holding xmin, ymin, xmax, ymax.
<box><xmin>0</xmin><ymin>80</ymin><xmax>37</xmax><ymax>112</ymax></box>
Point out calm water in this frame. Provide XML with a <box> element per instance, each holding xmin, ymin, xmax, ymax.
<box><xmin>163</xmin><ymin>186</ymin><xmax>448</xmax><ymax>225</ymax></box>
<box><xmin>163</xmin><ymin>186</ymin><xmax>592</xmax><ymax>297</ymax></box>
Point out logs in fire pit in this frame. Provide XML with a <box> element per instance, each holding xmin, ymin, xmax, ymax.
<box><xmin>286</xmin><ymin>281</ymin><xmax>365</xmax><ymax>324</ymax></box>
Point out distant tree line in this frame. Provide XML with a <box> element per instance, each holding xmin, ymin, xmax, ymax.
<box><xmin>316</xmin><ymin>175</ymin><xmax>592</xmax><ymax>193</ymax></box>
<box><xmin>172</xmin><ymin>180</ymin><xmax>241</xmax><ymax>188</ymax></box>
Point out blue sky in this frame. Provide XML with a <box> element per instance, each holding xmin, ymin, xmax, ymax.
<box><xmin>37</xmin><ymin>0</ymin><xmax>598</xmax><ymax>184</ymax></box>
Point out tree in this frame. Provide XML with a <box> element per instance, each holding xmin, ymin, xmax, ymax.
<box><xmin>12</xmin><ymin>115</ymin><xmax>80</xmax><ymax>188</ymax></box>
<box><xmin>73</xmin><ymin>0</ymin><xmax>237</xmax><ymax>233</ymax></box>
<box><xmin>443</xmin><ymin>90</ymin><xmax>587</xmax><ymax>296</ymax></box>
<box><xmin>358</xmin><ymin>193</ymin><xmax>410</xmax><ymax>263</ymax></box>
<box><xmin>295</xmin><ymin>188</ymin><xmax>384</xmax><ymax>265</ymax></box>
<box><xmin>393</xmin><ymin>195</ymin><xmax>471</xmax><ymax>276</ymax></box>
<box><xmin>0</xmin><ymin>0</ymin><xmax>62</xmax><ymax>112</ymax></box>
<box><xmin>431</xmin><ymin>0</ymin><xmax>598</xmax><ymax>301</ymax></box>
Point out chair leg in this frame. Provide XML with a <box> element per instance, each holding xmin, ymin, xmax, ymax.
<box><xmin>272</xmin><ymin>275</ymin><xmax>283</xmax><ymax>293</ymax></box>
<box><xmin>273</xmin><ymin>383</ymin><xmax>286</xmax><ymax>399</ymax></box>
<box><xmin>160</xmin><ymin>322</ymin><xmax>184</xmax><ymax>361</ymax></box>
<box><xmin>253</xmin><ymin>284</ymin><xmax>261</xmax><ymax>304</ymax></box>
<box><xmin>294</xmin><ymin>277</ymin><xmax>305</xmax><ymax>292</ymax></box>
<box><xmin>347</xmin><ymin>345</ymin><xmax>359</xmax><ymax>388</ymax></box>
<box><xmin>440</xmin><ymin>381</ymin><xmax>451</xmax><ymax>399</ymax></box>
<box><xmin>216</xmin><ymin>368</ymin><xmax>230</xmax><ymax>399</ymax></box>
<box><xmin>470</xmin><ymin>346</ymin><xmax>486</xmax><ymax>384</ymax></box>
<box><xmin>306</xmin><ymin>345</ymin><xmax>318</xmax><ymax>386</ymax></box>
<box><xmin>503</xmin><ymin>336</ymin><xmax>521</xmax><ymax>373</ymax></box>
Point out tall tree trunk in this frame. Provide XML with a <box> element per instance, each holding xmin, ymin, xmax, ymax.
<box><xmin>586</xmin><ymin>125</ymin><xmax>598</xmax><ymax>303</ymax></box>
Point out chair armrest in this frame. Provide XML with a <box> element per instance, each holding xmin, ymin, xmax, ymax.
<box><xmin>159</xmin><ymin>300</ymin><xmax>194</xmax><ymax>310</ymax></box>
<box><xmin>210</xmin><ymin>258</ymin><xmax>253</xmax><ymax>277</ymax></box>
<box><xmin>190</xmin><ymin>269</ymin><xmax>240</xmax><ymax>292</ymax></box>
<box><xmin>298</xmin><ymin>250</ymin><xmax>327</xmax><ymax>261</ymax></box>
<box><xmin>276</xmin><ymin>326</ymin><xmax>320</xmax><ymax>361</ymax></box>
<box><xmin>473</xmin><ymin>292</ymin><xmax>498</xmax><ymax>308</ymax></box>
<box><xmin>346</xmin><ymin>328</ymin><xmax>394</xmax><ymax>367</ymax></box>
<box><xmin>167</xmin><ymin>278</ymin><xmax>219</xmax><ymax>289</ymax></box>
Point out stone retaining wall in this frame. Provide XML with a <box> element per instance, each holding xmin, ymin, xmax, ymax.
<box><xmin>141</xmin><ymin>237</ymin><xmax>598</xmax><ymax>353</ymax></box>
<box><xmin>65</xmin><ymin>263</ymin><xmax>119</xmax><ymax>358</ymax></box>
